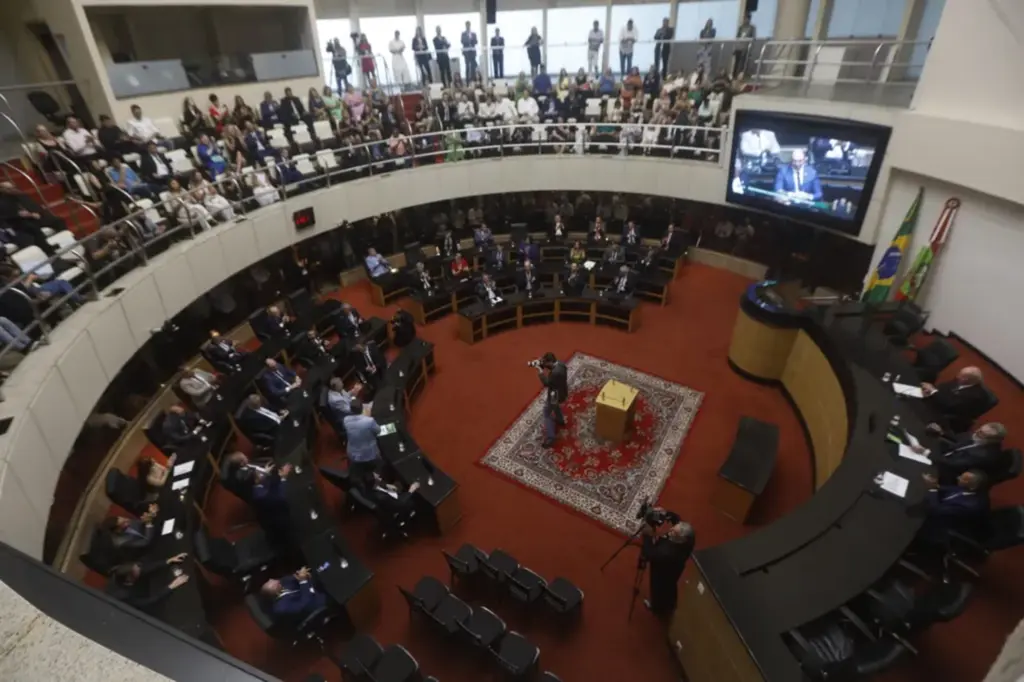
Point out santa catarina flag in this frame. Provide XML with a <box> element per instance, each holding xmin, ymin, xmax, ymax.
<box><xmin>863</xmin><ymin>188</ymin><xmax>923</xmax><ymax>303</ymax></box>
<box><xmin>895</xmin><ymin>197</ymin><xmax>960</xmax><ymax>302</ymax></box>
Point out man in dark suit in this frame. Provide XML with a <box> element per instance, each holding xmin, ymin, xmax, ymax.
<box><xmin>278</xmin><ymin>87</ymin><xmax>309</xmax><ymax>128</ymax></box>
<box><xmin>410</xmin><ymin>261</ymin><xmax>437</xmax><ymax>295</ymax></box>
<box><xmin>259</xmin><ymin>358</ymin><xmax>301</xmax><ymax>403</ymax></box>
<box><xmin>476</xmin><ymin>273</ymin><xmax>502</xmax><ymax>306</ymax></box>
<box><xmin>517</xmin><ymin>260</ymin><xmax>540</xmax><ymax>297</ymax></box>
<box><xmin>661</xmin><ymin>224</ymin><xmax>679</xmax><ymax>253</ymax></box>
<box><xmin>563</xmin><ymin>262</ymin><xmax>586</xmax><ymax>295</ymax></box>
<box><xmin>773</xmin><ymin>149</ymin><xmax>823</xmax><ymax>203</ymax></box>
<box><xmin>622</xmin><ymin>220</ymin><xmax>642</xmax><ymax>247</ymax></box>
<box><xmin>919</xmin><ymin>469</ymin><xmax>990</xmax><ymax>547</ymax></box>
<box><xmin>107</xmin><ymin>553</ymin><xmax>190</xmax><ymax>610</ymax></box>
<box><xmin>356</xmin><ymin>470</ymin><xmax>421</xmax><ymax>522</ymax></box>
<box><xmin>138</xmin><ymin>141</ymin><xmax>173</xmax><ymax>186</ymax></box>
<box><xmin>636</xmin><ymin>246</ymin><xmax>660</xmax><ymax>273</ymax></box>
<box><xmin>438</xmin><ymin>230</ymin><xmax>458</xmax><ymax>258</ymax></box>
<box><xmin>351</xmin><ymin>341</ymin><xmax>386</xmax><ymax>388</ymax></box>
<box><xmin>203</xmin><ymin>330</ymin><xmax>247</xmax><ymax>373</ymax></box>
<box><xmin>103</xmin><ymin>507</ymin><xmax>159</xmax><ymax>552</ymax></box>
<box><xmin>334</xmin><ymin>302</ymin><xmax>365</xmax><ymax>338</ymax></box>
<box><xmin>251</xmin><ymin>463</ymin><xmax>292</xmax><ymax>538</ymax></box>
<box><xmin>260</xmin><ymin>567</ymin><xmax>328</xmax><ymax>622</ymax></box>
<box><xmin>602</xmin><ymin>241</ymin><xmax>625</xmax><ymax>267</ymax></box>
<box><xmin>536</xmin><ymin>352</ymin><xmax>568</xmax><ymax>448</ymax></box>
<box><xmin>293</xmin><ymin>329</ymin><xmax>331</xmax><ymax>367</ymax></box>
<box><xmin>0</xmin><ymin>182</ymin><xmax>62</xmax><ymax>255</ymax></box>
<box><xmin>486</xmin><ymin>241</ymin><xmax>509</xmax><ymax>271</ymax></box>
<box><xmin>255</xmin><ymin>305</ymin><xmax>294</xmax><ymax>341</ymax></box>
<box><xmin>923</xmin><ymin>366</ymin><xmax>993</xmax><ymax>433</ymax></box>
<box><xmin>161</xmin><ymin>405</ymin><xmax>199</xmax><ymax>449</ymax></box>
<box><xmin>237</xmin><ymin>394</ymin><xmax>286</xmax><ymax>442</ymax></box>
<box><xmin>519</xmin><ymin>236</ymin><xmax>540</xmax><ymax>264</ymax></box>
<box><xmin>919</xmin><ymin>422</ymin><xmax>1009</xmax><ymax>484</ymax></box>
<box><xmin>608</xmin><ymin>264</ymin><xmax>636</xmax><ymax>298</ymax></box>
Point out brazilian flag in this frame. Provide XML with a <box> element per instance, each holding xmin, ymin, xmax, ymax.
<box><xmin>863</xmin><ymin>188</ymin><xmax>923</xmax><ymax>303</ymax></box>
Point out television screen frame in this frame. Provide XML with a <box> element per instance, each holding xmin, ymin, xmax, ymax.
<box><xmin>724</xmin><ymin>109</ymin><xmax>892</xmax><ymax>237</ymax></box>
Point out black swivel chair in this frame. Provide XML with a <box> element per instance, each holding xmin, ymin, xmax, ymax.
<box><xmin>404</xmin><ymin>243</ymin><xmax>425</xmax><ymax>268</ymax></box>
<box><xmin>508</xmin><ymin>566</ymin><xmax>548</xmax><ymax>604</ymax></box>
<box><xmin>105</xmin><ymin>469</ymin><xmax>147</xmax><ymax>516</ymax></box>
<box><xmin>219</xmin><ymin>457</ymin><xmax>254</xmax><ymax>502</ymax></box>
<box><xmin>398</xmin><ymin>577</ymin><xmax>449</xmax><ymax>617</ymax></box>
<box><xmin>233</xmin><ymin>403</ymin><xmax>275</xmax><ymax>453</ymax></box>
<box><xmin>950</xmin><ymin>505</ymin><xmax>1024</xmax><ymax>562</ymax></box>
<box><xmin>913</xmin><ymin>338</ymin><xmax>959</xmax><ymax>383</ymax></box>
<box><xmin>194</xmin><ymin>527</ymin><xmax>279</xmax><ymax>590</ymax></box>
<box><xmin>319</xmin><ymin>465</ymin><xmax>366</xmax><ymax>514</ymax></box>
<box><xmin>883</xmin><ymin>302</ymin><xmax>927</xmax><ymax>348</ymax></box>
<box><xmin>372</xmin><ymin>644</ymin><xmax>423</xmax><ymax>682</ymax></box>
<box><xmin>244</xmin><ymin>593</ymin><xmax>332</xmax><ymax>647</ymax></box>
<box><xmin>491</xmin><ymin>631</ymin><xmax>541</xmax><ymax>679</ymax></box>
<box><xmin>337</xmin><ymin>633</ymin><xmax>384</xmax><ymax>682</ymax></box>
<box><xmin>787</xmin><ymin>611</ymin><xmax>908</xmax><ymax>682</ymax></box>
<box><xmin>904</xmin><ymin>579</ymin><xmax>975</xmax><ymax>630</ymax></box>
<box><xmin>248</xmin><ymin>308</ymin><xmax>273</xmax><ymax>342</ymax></box>
<box><xmin>441</xmin><ymin>544</ymin><xmax>488</xmax><ymax>587</ymax></box>
<box><xmin>457</xmin><ymin>605</ymin><xmax>507</xmax><ymax>651</ymax></box>
<box><xmin>420</xmin><ymin>590</ymin><xmax>473</xmax><ymax>636</ymax></box>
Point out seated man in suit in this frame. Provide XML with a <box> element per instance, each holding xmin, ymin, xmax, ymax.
<box><xmin>224</xmin><ymin>450</ymin><xmax>272</xmax><ymax>491</ymax></box>
<box><xmin>203</xmin><ymin>330</ymin><xmax>247</xmax><ymax>373</ymax></box>
<box><xmin>918</xmin><ymin>469</ymin><xmax>990</xmax><ymax>547</ymax></box>
<box><xmin>519</xmin><ymin>236</ymin><xmax>540</xmax><ymax>265</ymax></box>
<box><xmin>563</xmin><ymin>262</ymin><xmax>586</xmax><ymax>296</ymax></box>
<box><xmin>602</xmin><ymin>241</ymin><xmax>625</xmax><ymax>268</ymax></box>
<box><xmin>259</xmin><ymin>358</ymin><xmax>302</xmax><ymax>404</ymax></box>
<box><xmin>517</xmin><ymin>259</ymin><xmax>540</xmax><ymax>297</ymax></box>
<box><xmin>636</xmin><ymin>245</ymin><xmax>660</xmax><ymax>273</ymax></box>
<box><xmin>608</xmin><ymin>264</ymin><xmax>636</xmax><ymax>298</ymax></box>
<box><xmin>334</xmin><ymin>302</ymin><xmax>366</xmax><ymax>339</ymax></box>
<box><xmin>476</xmin><ymin>273</ymin><xmax>503</xmax><ymax>306</ymax></box>
<box><xmin>773</xmin><ymin>149</ymin><xmax>823</xmax><ymax>203</ymax></box>
<box><xmin>473</xmin><ymin>223</ymin><xmax>494</xmax><ymax>249</ymax></box>
<box><xmin>256</xmin><ymin>305</ymin><xmax>294</xmax><ymax>341</ymax></box>
<box><xmin>355</xmin><ymin>469</ymin><xmax>421</xmax><ymax>523</ymax></box>
<box><xmin>344</xmin><ymin>398</ymin><xmax>383</xmax><ymax>481</ymax></box>
<box><xmin>589</xmin><ymin>217</ymin><xmax>608</xmax><ymax>244</ymax></box>
<box><xmin>438</xmin><ymin>229</ymin><xmax>459</xmax><ymax>258</ymax></box>
<box><xmin>661</xmin><ymin>224</ymin><xmax>679</xmax><ymax>252</ymax></box>
<box><xmin>107</xmin><ymin>553</ymin><xmax>190</xmax><ymax>610</ymax></box>
<box><xmin>365</xmin><ymin>247</ymin><xmax>390</xmax><ymax>278</ymax></box>
<box><xmin>103</xmin><ymin>505</ymin><xmax>159</xmax><ymax>553</ymax></box>
<box><xmin>923</xmin><ymin>366</ymin><xmax>993</xmax><ymax>434</ymax></box>
<box><xmin>914</xmin><ymin>422</ymin><xmax>1010</xmax><ymax>484</ymax></box>
<box><xmin>260</xmin><ymin>567</ymin><xmax>328</xmax><ymax>623</ymax></box>
<box><xmin>410</xmin><ymin>261</ymin><xmax>438</xmax><ymax>296</ymax></box>
<box><xmin>622</xmin><ymin>220</ymin><xmax>642</xmax><ymax>247</ymax></box>
<box><xmin>161</xmin><ymin>405</ymin><xmax>200</xmax><ymax>450</ymax></box>
<box><xmin>550</xmin><ymin>214</ymin><xmax>567</xmax><ymax>243</ymax></box>
<box><xmin>138</xmin><ymin>141</ymin><xmax>173</xmax><ymax>187</ymax></box>
<box><xmin>237</xmin><ymin>394</ymin><xmax>287</xmax><ymax>442</ymax></box>
<box><xmin>179</xmin><ymin>368</ymin><xmax>218</xmax><ymax>408</ymax></box>
<box><xmin>351</xmin><ymin>341</ymin><xmax>386</xmax><ymax>389</ymax></box>
<box><xmin>486</xmin><ymin>241</ymin><xmax>509</xmax><ymax>272</ymax></box>
<box><xmin>293</xmin><ymin>329</ymin><xmax>332</xmax><ymax>367</ymax></box>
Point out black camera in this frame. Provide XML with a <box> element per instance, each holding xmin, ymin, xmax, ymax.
<box><xmin>637</xmin><ymin>497</ymin><xmax>679</xmax><ymax>528</ymax></box>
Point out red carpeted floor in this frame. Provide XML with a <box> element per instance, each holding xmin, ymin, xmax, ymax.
<box><xmin>89</xmin><ymin>263</ymin><xmax>1024</xmax><ymax>682</ymax></box>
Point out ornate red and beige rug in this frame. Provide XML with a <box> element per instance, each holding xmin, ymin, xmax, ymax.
<box><xmin>480</xmin><ymin>353</ymin><xmax>703</xmax><ymax>534</ymax></box>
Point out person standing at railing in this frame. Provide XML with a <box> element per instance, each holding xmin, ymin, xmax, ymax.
<box><xmin>525</xmin><ymin>27</ymin><xmax>543</xmax><ymax>78</ymax></box>
<box><xmin>433</xmin><ymin>27</ymin><xmax>452</xmax><ymax>87</ymax></box>
<box><xmin>491</xmin><ymin>28</ymin><xmax>505</xmax><ymax>80</ymax></box>
<box><xmin>461</xmin><ymin>20</ymin><xmax>479</xmax><ymax>83</ymax></box>
<box><xmin>619</xmin><ymin>19</ymin><xmax>638</xmax><ymax>77</ymax></box>
<box><xmin>587</xmin><ymin>20</ymin><xmax>604</xmax><ymax>78</ymax></box>
<box><xmin>698</xmin><ymin>19</ymin><xmax>717</xmax><ymax>76</ymax></box>
<box><xmin>412</xmin><ymin>27</ymin><xmax>431</xmax><ymax>85</ymax></box>
<box><xmin>734</xmin><ymin>12</ymin><xmax>756</xmax><ymax>79</ymax></box>
<box><xmin>356</xmin><ymin>33</ymin><xmax>376</xmax><ymax>87</ymax></box>
<box><xmin>390</xmin><ymin>30</ymin><xmax>413</xmax><ymax>90</ymax></box>
<box><xmin>654</xmin><ymin>18</ymin><xmax>674</xmax><ymax>81</ymax></box>
<box><xmin>327</xmin><ymin>38</ymin><xmax>351</xmax><ymax>92</ymax></box>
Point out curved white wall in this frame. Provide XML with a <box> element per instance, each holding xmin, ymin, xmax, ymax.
<box><xmin>0</xmin><ymin>154</ymin><xmax>730</xmax><ymax>559</ymax></box>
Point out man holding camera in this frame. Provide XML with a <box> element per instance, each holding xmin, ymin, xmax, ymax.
<box><xmin>640</xmin><ymin>508</ymin><xmax>695</xmax><ymax>616</ymax></box>
<box><xmin>533</xmin><ymin>352</ymin><xmax>568</xmax><ymax>448</ymax></box>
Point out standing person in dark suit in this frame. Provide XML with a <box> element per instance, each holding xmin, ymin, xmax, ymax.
<box><xmin>654</xmin><ymin>18</ymin><xmax>674</xmax><ymax>80</ymax></box>
<box><xmin>251</xmin><ymin>463</ymin><xmax>292</xmax><ymax>539</ymax></box>
<box><xmin>461</xmin><ymin>20</ymin><xmax>478</xmax><ymax>82</ymax></box>
<box><xmin>433</xmin><ymin>27</ymin><xmax>452</xmax><ymax>87</ymax></box>
<box><xmin>519</xmin><ymin>236</ymin><xmax>540</xmax><ymax>264</ymax></box>
<box><xmin>491</xmin><ymin>28</ymin><xmax>505</xmax><ymax>79</ymax></box>
<box><xmin>486</xmin><ymin>241</ymin><xmax>508</xmax><ymax>271</ymax></box>
<box><xmin>279</xmin><ymin>87</ymin><xmax>309</xmax><ymax>129</ymax></box>
<box><xmin>535</xmin><ymin>352</ymin><xmax>568</xmax><ymax>448</ymax></box>
<box><xmin>351</xmin><ymin>341</ymin><xmax>386</xmax><ymax>389</ymax></box>
<box><xmin>260</xmin><ymin>567</ymin><xmax>328</xmax><ymax>622</ymax></box>
<box><xmin>641</xmin><ymin>515</ymin><xmax>695</xmax><ymax>616</ymax></box>
<box><xmin>256</xmin><ymin>305</ymin><xmax>294</xmax><ymax>341</ymax></box>
<box><xmin>107</xmin><ymin>553</ymin><xmax>190</xmax><ymax>609</ymax></box>
<box><xmin>334</xmin><ymin>302</ymin><xmax>365</xmax><ymax>338</ymax></box>
<box><xmin>203</xmin><ymin>330</ymin><xmax>247</xmax><ymax>372</ymax></box>
<box><xmin>914</xmin><ymin>422</ymin><xmax>1010</xmax><ymax>484</ymax></box>
<box><xmin>919</xmin><ymin>470</ymin><xmax>991</xmax><ymax>547</ymax></box>
<box><xmin>922</xmin><ymin>366</ymin><xmax>994</xmax><ymax>433</ymax></box>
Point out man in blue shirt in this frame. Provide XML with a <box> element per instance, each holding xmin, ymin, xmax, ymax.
<box><xmin>196</xmin><ymin>134</ymin><xmax>227</xmax><ymax>176</ymax></box>
<box><xmin>106</xmin><ymin>157</ymin><xmax>154</xmax><ymax>199</ymax></box>
<box><xmin>461</xmin><ymin>20</ymin><xmax>478</xmax><ymax>82</ymax></box>
<box><xmin>364</xmin><ymin>248</ymin><xmax>390</xmax><ymax>278</ymax></box>
<box><xmin>344</xmin><ymin>398</ymin><xmax>382</xmax><ymax>481</ymax></box>
<box><xmin>533</xmin><ymin>69</ymin><xmax>552</xmax><ymax>96</ymax></box>
<box><xmin>327</xmin><ymin>377</ymin><xmax>359</xmax><ymax>429</ymax></box>
<box><xmin>260</xmin><ymin>566</ymin><xmax>327</xmax><ymax>622</ymax></box>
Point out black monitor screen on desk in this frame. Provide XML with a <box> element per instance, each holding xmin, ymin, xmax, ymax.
<box><xmin>293</xmin><ymin>207</ymin><xmax>316</xmax><ymax>232</ymax></box>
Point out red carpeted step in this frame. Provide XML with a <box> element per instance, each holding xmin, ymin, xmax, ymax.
<box><xmin>49</xmin><ymin>200</ymin><xmax>101</xmax><ymax>237</ymax></box>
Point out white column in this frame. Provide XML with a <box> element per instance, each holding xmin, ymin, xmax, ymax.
<box><xmin>542</xmin><ymin>7</ymin><xmax>549</xmax><ymax>72</ymax></box>
<box><xmin>768</xmin><ymin>0</ymin><xmax>812</xmax><ymax>79</ymax></box>
<box><xmin>479</xmin><ymin>0</ymin><xmax>488</xmax><ymax>81</ymax></box>
<box><xmin>603</xmin><ymin>1</ymin><xmax>613</xmax><ymax>73</ymax></box>
<box><xmin>885</xmin><ymin>0</ymin><xmax>926</xmax><ymax>82</ymax></box>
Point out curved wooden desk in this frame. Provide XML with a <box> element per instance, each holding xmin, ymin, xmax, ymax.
<box><xmin>673</xmin><ymin>286</ymin><xmax>932</xmax><ymax>682</ymax></box>
<box><xmin>456</xmin><ymin>288</ymin><xmax>641</xmax><ymax>344</ymax></box>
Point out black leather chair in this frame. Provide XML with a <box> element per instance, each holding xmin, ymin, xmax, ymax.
<box><xmin>398</xmin><ymin>576</ymin><xmax>448</xmax><ymax>617</ymax></box>
<box><xmin>951</xmin><ymin>505</ymin><xmax>1024</xmax><ymax>560</ymax></box>
<box><xmin>441</xmin><ymin>544</ymin><xmax>488</xmax><ymax>587</ymax></box>
<box><xmin>248</xmin><ymin>308</ymin><xmax>273</xmax><ymax>342</ymax></box>
<box><xmin>194</xmin><ymin>527</ymin><xmax>279</xmax><ymax>589</ymax></box>
<box><xmin>79</xmin><ymin>528</ymin><xmax>118</xmax><ymax>576</ymax></box>
<box><xmin>244</xmin><ymin>593</ymin><xmax>332</xmax><ymax>647</ymax></box>
<box><xmin>905</xmin><ymin>579</ymin><xmax>975</xmax><ymax>629</ymax></box>
<box><xmin>787</xmin><ymin>613</ymin><xmax>908</xmax><ymax>682</ymax></box>
<box><xmin>508</xmin><ymin>566</ymin><xmax>547</xmax><ymax>604</ymax></box>
<box><xmin>425</xmin><ymin>592</ymin><xmax>473</xmax><ymax>636</ymax></box>
<box><xmin>913</xmin><ymin>338</ymin><xmax>959</xmax><ymax>383</ymax></box>
<box><xmin>883</xmin><ymin>302</ymin><xmax>927</xmax><ymax>348</ymax></box>
<box><xmin>143</xmin><ymin>411</ymin><xmax>173</xmax><ymax>454</ymax></box>
<box><xmin>105</xmin><ymin>469</ymin><xmax>148</xmax><ymax>516</ymax></box>
<box><xmin>491</xmin><ymin>631</ymin><xmax>540</xmax><ymax>678</ymax></box>
<box><xmin>480</xmin><ymin>548</ymin><xmax>519</xmax><ymax>585</ymax></box>
<box><xmin>543</xmin><ymin>577</ymin><xmax>584</xmax><ymax>615</ymax></box>
<box><xmin>337</xmin><ymin>633</ymin><xmax>384</xmax><ymax>681</ymax></box>
<box><xmin>404</xmin><ymin>243</ymin><xmax>425</xmax><ymax>268</ymax></box>
<box><xmin>457</xmin><ymin>605</ymin><xmax>507</xmax><ymax>650</ymax></box>
<box><xmin>372</xmin><ymin>644</ymin><xmax>423</xmax><ymax>682</ymax></box>
<box><xmin>233</xmin><ymin>403</ymin><xmax>275</xmax><ymax>452</ymax></box>
<box><xmin>219</xmin><ymin>456</ymin><xmax>254</xmax><ymax>502</ymax></box>
<box><xmin>994</xmin><ymin>448</ymin><xmax>1023</xmax><ymax>486</ymax></box>
<box><xmin>319</xmin><ymin>465</ymin><xmax>361</xmax><ymax>513</ymax></box>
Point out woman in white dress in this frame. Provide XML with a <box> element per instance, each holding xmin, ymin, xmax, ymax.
<box><xmin>389</xmin><ymin>30</ymin><xmax>413</xmax><ymax>89</ymax></box>
<box><xmin>167</xmin><ymin>178</ymin><xmax>213</xmax><ymax>230</ymax></box>
<box><xmin>251</xmin><ymin>171</ymin><xmax>280</xmax><ymax>207</ymax></box>
<box><xmin>188</xmin><ymin>171</ymin><xmax>235</xmax><ymax>221</ymax></box>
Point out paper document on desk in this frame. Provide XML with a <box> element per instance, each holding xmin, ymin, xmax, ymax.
<box><xmin>583</xmin><ymin>260</ymin><xmax>596</xmax><ymax>271</ymax></box>
<box><xmin>161</xmin><ymin>519</ymin><xmax>175</xmax><ymax>536</ymax></box>
<box><xmin>897</xmin><ymin>444</ymin><xmax>932</xmax><ymax>465</ymax></box>
<box><xmin>904</xmin><ymin>431</ymin><xmax>922</xmax><ymax>448</ymax></box>
<box><xmin>378</xmin><ymin>422</ymin><xmax>397</xmax><ymax>436</ymax></box>
<box><xmin>171</xmin><ymin>478</ymin><xmax>190</xmax><ymax>491</ymax></box>
<box><xmin>877</xmin><ymin>471</ymin><xmax>910</xmax><ymax>498</ymax></box>
<box><xmin>173</xmin><ymin>461</ymin><xmax>195</xmax><ymax>476</ymax></box>
<box><xmin>892</xmin><ymin>383</ymin><xmax>924</xmax><ymax>398</ymax></box>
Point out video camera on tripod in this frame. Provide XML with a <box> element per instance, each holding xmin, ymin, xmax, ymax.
<box><xmin>637</xmin><ymin>497</ymin><xmax>681</xmax><ymax>529</ymax></box>
<box><xmin>526</xmin><ymin>358</ymin><xmax>542</xmax><ymax>369</ymax></box>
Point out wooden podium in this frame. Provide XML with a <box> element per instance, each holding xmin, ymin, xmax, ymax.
<box><xmin>595</xmin><ymin>380</ymin><xmax>639</xmax><ymax>443</ymax></box>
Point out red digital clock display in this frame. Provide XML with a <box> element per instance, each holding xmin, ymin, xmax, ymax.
<box><xmin>293</xmin><ymin>207</ymin><xmax>315</xmax><ymax>231</ymax></box>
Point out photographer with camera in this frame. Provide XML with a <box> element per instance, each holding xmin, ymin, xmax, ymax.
<box><xmin>639</xmin><ymin>503</ymin><xmax>695</xmax><ymax>617</ymax></box>
<box><xmin>530</xmin><ymin>352</ymin><xmax>568</xmax><ymax>448</ymax></box>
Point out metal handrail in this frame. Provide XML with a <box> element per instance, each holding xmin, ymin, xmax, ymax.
<box><xmin>0</xmin><ymin>161</ymin><xmax>49</xmax><ymax>214</ymax></box>
<box><xmin>0</xmin><ymin>80</ymin><xmax>80</xmax><ymax>94</ymax></box>
<box><xmin>1</xmin><ymin>112</ymin><xmax>25</xmax><ymax>144</ymax></box>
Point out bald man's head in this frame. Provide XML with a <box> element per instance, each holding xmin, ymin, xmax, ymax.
<box><xmin>957</xmin><ymin>366</ymin><xmax>983</xmax><ymax>386</ymax></box>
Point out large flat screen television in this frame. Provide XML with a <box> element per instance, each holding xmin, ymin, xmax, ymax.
<box><xmin>725</xmin><ymin>110</ymin><xmax>892</xmax><ymax>236</ymax></box>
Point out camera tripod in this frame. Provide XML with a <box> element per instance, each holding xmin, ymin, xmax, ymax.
<box><xmin>600</xmin><ymin>525</ymin><xmax>649</xmax><ymax>621</ymax></box>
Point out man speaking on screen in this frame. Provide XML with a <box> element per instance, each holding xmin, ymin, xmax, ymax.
<box><xmin>773</xmin><ymin>149</ymin><xmax>823</xmax><ymax>205</ymax></box>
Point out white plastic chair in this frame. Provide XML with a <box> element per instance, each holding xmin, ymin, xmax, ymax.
<box><xmin>315</xmin><ymin>150</ymin><xmax>339</xmax><ymax>171</ymax></box>
<box><xmin>312</xmin><ymin>120</ymin><xmax>332</xmax><ymax>141</ymax></box>
<box><xmin>429</xmin><ymin>83</ymin><xmax>443</xmax><ymax>101</ymax></box>
<box><xmin>291</xmin><ymin>125</ymin><xmax>313</xmax><ymax>149</ymax></box>
<box><xmin>267</xmin><ymin>128</ymin><xmax>290</xmax><ymax>151</ymax></box>
<box><xmin>132</xmin><ymin>198</ymin><xmax>166</xmax><ymax>226</ymax></box>
<box><xmin>46</xmin><ymin>230</ymin><xmax>86</xmax><ymax>260</ymax></box>
<box><xmin>154</xmin><ymin>117</ymin><xmax>179</xmax><ymax>140</ymax></box>
<box><xmin>584</xmin><ymin>99</ymin><xmax>602</xmax><ymax>118</ymax></box>
<box><xmin>293</xmin><ymin>154</ymin><xmax>317</xmax><ymax>176</ymax></box>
